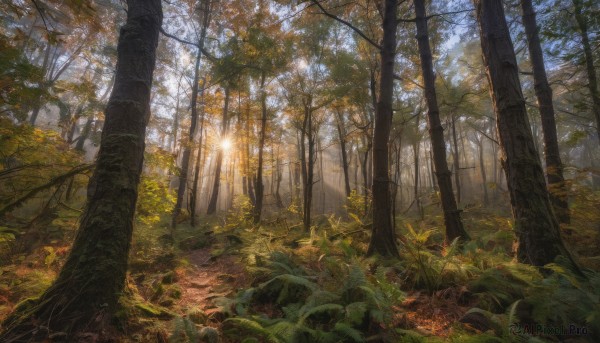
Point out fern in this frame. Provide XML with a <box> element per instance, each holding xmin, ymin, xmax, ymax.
<box><xmin>224</xmin><ymin>317</ymin><xmax>281</xmax><ymax>343</ymax></box>
<box><xmin>332</xmin><ymin>322</ymin><xmax>365</xmax><ymax>342</ymax></box>
<box><xmin>256</xmin><ymin>274</ymin><xmax>317</xmax><ymax>305</ymax></box>
<box><xmin>168</xmin><ymin>316</ymin><xmax>200</xmax><ymax>343</ymax></box>
<box><xmin>344</xmin><ymin>302</ymin><xmax>368</xmax><ymax>325</ymax></box>
<box><xmin>298</xmin><ymin>303</ymin><xmax>344</xmax><ymax>324</ymax></box>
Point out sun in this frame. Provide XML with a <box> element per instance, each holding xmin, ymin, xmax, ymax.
<box><xmin>221</xmin><ymin>137</ymin><xmax>233</xmax><ymax>151</ymax></box>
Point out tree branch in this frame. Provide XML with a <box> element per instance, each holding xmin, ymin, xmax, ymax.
<box><xmin>393</xmin><ymin>73</ymin><xmax>424</xmax><ymax>89</ymax></box>
<box><xmin>160</xmin><ymin>27</ymin><xmax>217</xmax><ymax>63</ymax></box>
<box><xmin>398</xmin><ymin>8</ymin><xmax>474</xmax><ymax>23</ymax></box>
<box><xmin>0</xmin><ymin>164</ymin><xmax>93</xmax><ymax>216</ymax></box>
<box><xmin>309</xmin><ymin>0</ymin><xmax>382</xmax><ymax>50</ymax></box>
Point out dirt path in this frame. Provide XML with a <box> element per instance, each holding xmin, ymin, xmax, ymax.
<box><xmin>177</xmin><ymin>247</ymin><xmax>247</xmax><ymax>317</ymax></box>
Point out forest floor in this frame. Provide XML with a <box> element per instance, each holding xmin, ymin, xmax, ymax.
<box><xmin>178</xmin><ymin>247</ymin><xmax>248</xmax><ymax>319</ymax></box>
<box><xmin>1</xmin><ymin>203</ymin><xmax>600</xmax><ymax>342</ymax></box>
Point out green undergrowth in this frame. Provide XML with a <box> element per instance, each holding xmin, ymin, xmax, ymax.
<box><xmin>2</xmin><ymin>191</ymin><xmax>600</xmax><ymax>342</ymax></box>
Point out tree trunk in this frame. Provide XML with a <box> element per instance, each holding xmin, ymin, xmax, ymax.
<box><xmin>275</xmin><ymin>154</ymin><xmax>284</xmax><ymax>208</ymax></box>
<box><xmin>206</xmin><ymin>86</ymin><xmax>230</xmax><ymax>214</ymax></box>
<box><xmin>335</xmin><ymin>108</ymin><xmax>351</xmax><ymax>197</ymax></box>
<box><xmin>414</xmin><ymin>0</ymin><xmax>468</xmax><ymax>241</ymax></box>
<box><xmin>246</xmin><ymin>102</ymin><xmax>256</xmax><ymax>206</ymax></box>
<box><xmin>190</xmin><ymin>79</ymin><xmax>206</xmax><ymax>227</ymax></box>
<box><xmin>318</xmin><ymin>135</ymin><xmax>325</xmax><ymax>214</ymax></box>
<box><xmin>450</xmin><ymin>113</ymin><xmax>462</xmax><ymax>205</ymax></box>
<box><xmin>412</xmin><ymin>137</ymin><xmax>423</xmax><ymax>219</ymax></box>
<box><xmin>477</xmin><ymin>137</ymin><xmax>489</xmax><ymax>206</ymax></box>
<box><xmin>521</xmin><ymin>0</ymin><xmax>569</xmax><ymax>224</ymax></box>
<box><xmin>75</xmin><ymin>116</ymin><xmax>94</xmax><ymax>152</ymax></box>
<box><xmin>0</xmin><ymin>0</ymin><xmax>161</xmax><ymax>339</ymax></box>
<box><xmin>573</xmin><ymin>0</ymin><xmax>600</xmax><ymax>143</ymax></box>
<box><xmin>253</xmin><ymin>72</ymin><xmax>268</xmax><ymax>223</ymax></box>
<box><xmin>474</xmin><ymin>0</ymin><xmax>577</xmax><ymax>267</ymax></box>
<box><xmin>171</xmin><ymin>46</ymin><xmax>201</xmax><ymax>228</ymax></box>
<box><xmin>360</xmin><ymin>135</ymin><xmax>371</xmax><ymax>215</ymax></box>
<box><xmin>367</xmin><ymin>0</ymin><xmax>399</xmax><ymax>258</ymax></box>
<box><xmin>301</xmin><ymin>100</ymin><xmax>315</xmax><ymax>230</ymax></box>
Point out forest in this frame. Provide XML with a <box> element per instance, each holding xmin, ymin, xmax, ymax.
<box><xmin>0</xmin><ymin>0</ymin><xmax>599</xmax><ymax>342</ymax></box>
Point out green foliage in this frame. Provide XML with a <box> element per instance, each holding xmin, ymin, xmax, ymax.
<box><xmin>463</xmin><ymin>257</ymin><xmax>600</xmax><ymax>341</ymax></box>
<box><xmin>169</xmin><ymin>316</ymin><xmax>200</xmax><ymax>343</ymax></box>
<box><xmin>136</xmin><ymin>176</ymin><xmax>176</xmax><ymax>225</ymax></box>
<box><xmin>345</xmin><ymin>190</ymin><xmax>368</xmax><ymax>219</ymax></box>
<box><xmin>399</xmin><ymin>224</ymin><xmax>479</xmax><ymax>293</ymax></box>
<box><xmin>469</xmin><ymin>262</ymin><xmax>542</xmax><ymax>312</ymax></box>
<box><xmin>135</xmin><ymin>146</ymin><xmax>176</xmax><ymax>225</ymax></box>
<box><xmin>219</xmin><ymin>237</ymin><xmax>405</xmax><ymax>343</ymax></box>
<box><xmin>0</xmin><ymin>37</ymin><xmax>45</xmax><ymax>122</ymax></box>
<box><xmin>0</xmin><ymin>119</ymin><xmax>86</xmax><ymax>214</ymax></box>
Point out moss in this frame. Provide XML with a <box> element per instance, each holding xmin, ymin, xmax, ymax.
<box><xmin>165</xmin><ymin>285</ymin><xmax>182</xmax><ymax>299</ymax></box>
<box><xmin>198</xmin><ymin>326</ymin><xmax>219</xmax><ymax>343</ymax></box>
<box><xmin>178</xmin><ymin>235</ymin><xmax>208</xmax><ymax>250</ymax></box>
<box><xmin>134</xmin><ymin>302</ymin><xmax>175</xmax><ymax>319</ymax></box>
<box><xmin>187</xmin><ymin>307</ymin><xmax>208</xmax><ymax>324</ymax></box>
<box><xmin>161</xmin><ymin>271</ymin><xmax>177</xmax><ymax>284</ymax></box>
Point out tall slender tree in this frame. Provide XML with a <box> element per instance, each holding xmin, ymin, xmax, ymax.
<box><xmin>414</xmin><ymin>0</ymin><xmax>469</xmax><ymax>242</ymax></box>
<box><xmin>367</xmin><ymin>0</ymin><xmax>400</xmax><ymax>257</ymax></box>
<box><xmin>0</xmin><ymin>0</ymin><xmax>162</xmax><ymax>339</ymax></box>
<box><xmin>572</xmin><ymin>0</ymin><xmax>600</xmax><ymax>143</ymax></box>
<box><xmin>206</xmin><ymin>86</ymin><xmax>231</xmax><ymax>215</ymax></box>
<box><xmin>474</xmin><ymin>0</ymin><xmax>576</xmax><ymax>267</ymax></box>
<box><xmin>520</xmin><ymin>0</ymin><xmax>569</xmax><ymax>224</ymax></box>
<box><xmin>171</xmin><ymin>0</ymin><xmax>212</xmax><ymax>228</ymax></box>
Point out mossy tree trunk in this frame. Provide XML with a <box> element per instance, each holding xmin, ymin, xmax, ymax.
<box><xmin>474</xmin><ymin>0</ymin><xmax>576</xmax><ymax>267</ymax></box>
<box><xmin>0</xmin><ymin>0</ymin><xmax>162</xmax><ymax>340</ymax></box>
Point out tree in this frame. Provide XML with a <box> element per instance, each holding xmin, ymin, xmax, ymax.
<box><xmin>520</xmin><ymin>0</ymin><xmax>569</xmax><ymax>224</ymax></box>
<box><xmin>171</xmin><ymin>0</ymin><xmax>212</xmax><ymax>229</ymax></box>
<box><xmin>413</xmin><ymin>0</ymin><xmax>469</xmax><ymax>242</ymax></box>
<box><xmin>0</xmin><ymin>0</ymin><xmax>162</xmax><ymax>339</ymax></box>
<box><xmin>572</xmin><ymin>0</ymin><xmax>600</xmax><ymax>143</ymax></box>
<box><xmin>206</xmin><ymin>86</ymin><xmax>231</xmax><ymax>215</ymax></box>
<box><xmin>366</xmin><ymin>0</ymin><xmax>400</xmax><ymax>257</ymax></box>
<box><xmin>473</xmin><ymin>0</ymin><xmax>575</xmax><ymax>267</ymax></box>
<box><xmin>309</xmin><ymin>0</ymin><xmax>400</xmax><ymax>256</ymax></box>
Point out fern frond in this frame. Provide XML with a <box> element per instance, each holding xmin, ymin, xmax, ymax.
<box><xmin>344</xmin><ymin>302</ymin><xmax>368</xmax><ymax>325</ymax></box>
<box><xmin>299</xmin><ymin>303</ymin><xmax>344</xmax><ymax>323</ymax></box>
<box><xmin>333</xmin><ymin>322</ymin><xmax>365</xmax><ymax>342</ymax></box>
<box><xmin>224</xmin><ymin>317</ymin><xmax>281</xmax><ymax>343</ymax></box>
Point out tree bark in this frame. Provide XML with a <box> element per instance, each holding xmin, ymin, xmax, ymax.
<box><xmin>0</xmin><ymin>1</ymin><xmax>162</xmax><ymax>339</ymax></box>
<box><xmin>414</xmin><ymin>0</ymin><xmax>468</xmax><ymax>241</ymax></box>
<box><xmin>301</xmin><ymin>99</ymin><xmax>315</xmax><ymax>230</ymax></box>
<box><xmin>450</xmin><ymin>113</ymin><xmax>462</xmax><ymax>205</ymax></box>
<box><xmin>412</xmin><ymin>131</ymin><xmax>423</xmax><ymax>219</ymax></box>
<box><xmin>477</xmin><ymin>137</ymin><xmax>489</xmax><ymax>206</ymax></box>
<box><xmin>190</xmin><ymin>79</ymin><xmax>207</xmax><ymax>227</ymax></box>
<box><xmin>367</xmin><ymin>0</ymin><xmax>400</xmax><ymax>258</ymax></box>
<box><xmin>206</xmin><ymin>86</ymin><xmax>231</xmax><ymax>214</ymax></box>
<box><xmin>253</xmin><ymin>72</ymin><xmax>268</xmax><ymax>223</ymax></box>
<box><xmin>474</xmin><ymin>0</ymin><xmax>577</xmax><ymax>267</ymax></box>
<box><xmin>521</xmin><ymin>0</ymin><xmax>569</xmax><ymax>224</ymax></box>
<box><xmin>335</xmin><ymin>108</ymin><xmax>352</xmax><ymax>197</ymax></box>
